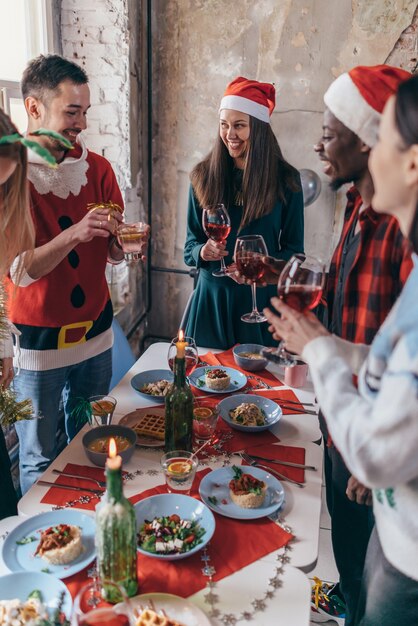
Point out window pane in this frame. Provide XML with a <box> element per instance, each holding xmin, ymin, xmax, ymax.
<box><xmin>9</xmin><ymin>98</ymin><xmax>27</xmax><ymax>133</ymax></box>
<box><xmin>0</xmin><ymin>0</ymin><xmax>48</xmax><ymax>82</ymax></box>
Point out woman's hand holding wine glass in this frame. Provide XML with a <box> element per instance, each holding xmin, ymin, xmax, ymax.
<box><xmin>262</xmin><ymin>254</ymin><xmax>326</xmax><ymax>365</ymax></box>
<box><xmin>202</xmin><ymin>204</ymin><xmax>231</xmax><ymax>277</ymax></box>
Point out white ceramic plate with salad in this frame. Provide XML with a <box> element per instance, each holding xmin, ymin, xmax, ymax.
<box><xmin>199</xmin><ymin>465</ymin><xmax>285</xmax><ymax>520</ymax></box>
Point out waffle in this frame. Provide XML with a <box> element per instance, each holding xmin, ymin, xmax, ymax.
<box><xmin>132</xmin><ymin>412</ymin><xmax>165</xmax><ymax>441</ymax></box>
<box><xmin>135</xmin><ymin>608</ymin><xmax>184</xmax><ymax>626</ymax></box>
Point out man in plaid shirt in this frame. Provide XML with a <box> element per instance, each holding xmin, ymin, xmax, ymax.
<box><xmin>311</xmin><ymin>65</ymin><xmax>412</xmax><ymax>626</ymax></box>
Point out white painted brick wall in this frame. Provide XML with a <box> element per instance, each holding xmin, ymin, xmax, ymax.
<box><xmin>61</xmin><ymin>0</ymin><xmax>136</xmax><ymax>305</ymax></box>
<box><xmin>61</xmin><ymin>0</ymin><xmax>131</xmax><ymax>190</ymax></box>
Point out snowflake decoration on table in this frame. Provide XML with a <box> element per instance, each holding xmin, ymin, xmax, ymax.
<box><xmin>146</xmin><ymin>469</ymin><xmax>159</xmax><ymax>476</ymax></box>
<box><xmin>0</xmin><ymin>532</ymin><xmax>9</xmax><ymax>541</ymax></box>
<box><xmin>200</xmin><ymin>527</ymin><xmax>294</xmax><ymax>623</ymax></box>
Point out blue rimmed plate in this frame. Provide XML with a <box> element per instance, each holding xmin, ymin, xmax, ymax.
<box><xmin>0</xmin><ymin>571</ymin><xmax>72</xmax><ymax>620</ymax></box>
<box><xmin>199</xmin><ymin>466</ymin><xmax>285</xmax><ymax>520</ymax></box>
<box><xmin>131</xmin><ymin>369</ymin><xmax>174</xmax><ymax>402</ymax></box>
<box><xmin>217</xmin><ymin>394</ymin><xmax>282</xmax><ymax>432</ymax></box>
<box><xmin>135</xmin><ymin>493</ymin><xmax>215</xmax><ymax>561</ymax></box>
<box><xmin>2</xmin><ymin>509</ymin><xmax>95</xmax><ymax>579</ymax></box>
<box><xmin>189</xmin><ymin>366</ymin><xmax>247</xmax><ymax>394</ymax></box>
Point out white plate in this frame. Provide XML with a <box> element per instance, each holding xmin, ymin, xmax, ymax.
<box><xmin>2</xmin><ymin>510</ymin><xmax>95</xmax><ymax>579</ymax></box>
<box><xmin>189</xmin><ymin>366</ymin><xmax>247</xmax><ymax>394</ymax></box>
<box><xmin>129</xmin><ymin>593</ymin><xmax>212</xmax><ymax>626</ymax></box>
<box><xmin>119</xmin><ymin>408</ymin><xmax>165</xmax><ymax>447</ymax></box>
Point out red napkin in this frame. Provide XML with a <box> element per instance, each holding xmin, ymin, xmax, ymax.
<box><xmin>250</xmin><ymin>388</ymin><xmax>306</xmax><ymax>415</ymax></box>
<box><xmin>243</xmin><ymin>443</ymin><xmax>306</xmax><ymax>483</ymax></box>
<box><xmin>66</xmin><ymin>468</ymin><xmax>292</xmax><ymax>600</ymax></box>
<box><xmin>41</xmin><ymin>463</ymin><xmax>124</xmax><ymax>510</ymax></box>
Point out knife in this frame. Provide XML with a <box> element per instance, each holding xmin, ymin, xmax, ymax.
<box><xmin>245</xmin><ymin>453</ymin><xmax>317</xmax><ymax>471</ymax></box>
<box><xmin>37</xmin><ymin>480</ymin><xmax>104</xmax><ymax>494</ymax></box>
<box><xmin>280</xmin><ymin>405</ymin><xmax>318</xmax><ymax>415</ymax></box>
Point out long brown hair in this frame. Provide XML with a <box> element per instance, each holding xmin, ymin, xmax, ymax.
<box><xmin>0</xmin><ymin>109</ymin><xmax>34</xmax><ymax>279</ymax></box>
<box><xmin>191</xmin><ymin>115</ymin><xmax>300</xmax><ymax>230</ymax></box>
<box><xmin>394</xmin><ymin>74</ymin><xmax>418</xmax><ymax>254</ymax></box>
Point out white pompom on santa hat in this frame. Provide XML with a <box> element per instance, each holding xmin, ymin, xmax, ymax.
<box><xmin>219</xmin><ymin>76</ymin><xmax>276</xmax><ymax>124</ymax></box>
<box><xmin>324</xmin><ymin>64</ymin><xmax>411</xmax><ymax>147</ymax></box>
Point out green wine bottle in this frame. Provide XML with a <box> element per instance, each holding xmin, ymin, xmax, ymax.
<box><xmin>95</xmin><ymin>450</ymin><xmax>138</xmax><ymax>602</ymax></box>
<box><xmin>165</xmin><ymin>341</ymin><xmax>194</xmax><ymax>452</ymax></box>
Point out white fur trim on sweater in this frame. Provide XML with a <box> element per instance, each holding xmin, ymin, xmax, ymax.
<box><xmin>323</xmin><ymin>73</ymin><xmax>381</xmax><ymax>148</ymax></box>
<box><xmin>27</xmin><ymin>134</ymin><xmax>89</xmax><ymax>199</ymax></box>
<box><xmin>219</xmin><ymin>95</ymin><xmax>270</xmax><ymax>123</ymax></box>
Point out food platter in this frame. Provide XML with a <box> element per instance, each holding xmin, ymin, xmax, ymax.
<box><xmin>131</xmin><ymin>369</ymin><xmax>174</xmax><ymax>402</ymax></box>
<box><xmin>120</xmin><ymin>407</ymin><xmax>165</xmax><ymax>447</ymax></box>
<box><xmin>2</xmin><ymin>510</ymin><xmax>95</xmax><ymax>579</ymax></box>
<box><xmin>217</xmin><ymin>393</ymin><xmax>282</xmax><ymax>432</ymax></box>
<box><xmin>189</xmin><ymin>366</ymin><xmax>247</xmax><ymax>394</ymax></box>
<box><xmin>199</xmin><ymin>466</ymin><xmax>285</xmax><ymax>520</ymax></box>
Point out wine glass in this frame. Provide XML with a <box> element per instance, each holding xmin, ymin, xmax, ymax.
<box><xmin>167</xmin><ymin>335</ymin><xmax>198</xmax><ymax>379</ymax></box>
<box><xmin>116</xmin><ymin>221</ymin><xmax>148</xmax><ymax>262</ymax></box>
<box><xmin>72</xmin><ymin>580</ymin><xmax>135</xmax><ymax>625</ymax></box>
<box><xmin>234</xmin><ymin>234</ymin><xmax>268</xmax><ymax>323</ymax></box>
<box><xmin>202</xmin><ymin>204</ymin><xmax>231</xmax><ymax>277</ymax></box>
<box><xmin>262</xmin><ymin>254</ymin><xmax>325</xmax><ymax>366</ymax></box>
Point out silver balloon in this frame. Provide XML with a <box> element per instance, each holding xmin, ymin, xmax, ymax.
<box><xmin>300</xmin><ymin>168</ymin><xmax>321</xmax><ymax>207</ymax></box>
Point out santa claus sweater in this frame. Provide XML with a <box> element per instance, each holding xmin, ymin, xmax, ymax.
<box><xmin>302</xmin><ymin>254</ymin><xmax>418</xmax><ymax>581</ymax></box>
<box><xmin>7</xmin><ymin>136</ymin><xmax>124</xmax><ymax>371</ymax></box>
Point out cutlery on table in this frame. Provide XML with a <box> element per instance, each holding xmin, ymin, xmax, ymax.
<box><xmin>279</xmin><ymin>404</ymin><xmax>318</xmax><ymax>415</ymax></box>
<box><xmin>52</xmin><ymin>468</ymin><xmax>106</xmax><ymax>488</ymax></box>
<box><xmin>244</xmin><ymin>452</ymin><xmax>317</xmax><ymax>471</ymax></box>
<box><xmin>37</xmin><ymin>480</ymin><xmax>104</xmax><ymax>494</ymax></box>
<box><xmin>240</xmin><ymin>453</ymin><xmax>304</xmax><ymax>488</ymax></box>
<box><xmin>253</xmin><ymin>390</ymin><xmax>316</xmax><ymax>407</ymax></box>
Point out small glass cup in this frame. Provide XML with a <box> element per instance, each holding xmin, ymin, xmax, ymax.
<box><xmin>116</xmin><ymin>221</ymin><xmax>148</xmax><ymax>262</ymax></box>
<box><xmin>193</xmin><ymin>404</ymin><xmax>218</xmax><ymax>442</ymax></box>
<box><xmin>88</xmin><ymin>395</ymin><xmax>117</xmax><ymax>427</ymax></box>
<box><xmin>72</xmin><ymin>580</ymin><xmax>134</xmax><ymax>625</ymax></box>
<box><xmin>160</xmin><ymin>450</ymin><xmax>198</xmax><ymax>495</ymax></box>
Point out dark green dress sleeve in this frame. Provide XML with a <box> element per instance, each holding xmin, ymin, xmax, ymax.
<box><xmin>279</xmin><ymin>179</ymin><xmax>304</xmax><ymax>261</ymax></box>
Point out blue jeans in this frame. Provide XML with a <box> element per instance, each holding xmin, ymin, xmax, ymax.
<box><xmin>14</xmin><ymin>349</ymin><xmax>112</xmax><ymax>494</ymax></box>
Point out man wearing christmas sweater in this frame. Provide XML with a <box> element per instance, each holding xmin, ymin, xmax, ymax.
<box><xmin>8</xmin><ymin>55</ymin><xmax>128</xmax><ymax>493</ymax></box>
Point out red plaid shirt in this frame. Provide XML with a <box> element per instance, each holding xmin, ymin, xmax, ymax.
<box><xmin>327</xmin><ymin>187</ymin><xmax>412</xmax><ymax>345</ymax></box>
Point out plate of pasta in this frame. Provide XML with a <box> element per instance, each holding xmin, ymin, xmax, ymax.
<box><xmin>217</xmin><ymin>394</ymin><xmax>282</xmax><ymax>432</ymax></box>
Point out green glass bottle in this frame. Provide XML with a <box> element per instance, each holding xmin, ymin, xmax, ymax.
<box><xmin>95</xmin><ymin>453</ymin><xmax>138</xmax><ymax>602</ymax></box>
<box><xmin>165</xmin><ymin>343</ymin><xmax>194</xmax><ymax>452</ymax></box>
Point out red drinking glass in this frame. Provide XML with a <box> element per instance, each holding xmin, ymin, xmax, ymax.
<box><xmin>202</xmin><ymin>204</ymin><xmax>231</xmax><ymax>277</ymax></box>
<box><xmin>234</xmin><ymin>235</ymin><xmax>269</xmax><ymax>323</ymax></box>
<box><xmin>263</xmin><ymin>254</ymin><xmax>325</xmax><ymax>366</ymax></box>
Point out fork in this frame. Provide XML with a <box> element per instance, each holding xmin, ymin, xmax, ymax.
<box><xmin>52</xmin><ymin>469</ymin><xmax>106</xmax><ymax>489</ymax></box>
<box><xmin>240</xmin><ymin>453</ymin><xmax>304</xmax><ymax>488</ymax></box>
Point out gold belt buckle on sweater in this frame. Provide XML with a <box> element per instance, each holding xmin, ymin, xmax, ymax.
<box><xmin>57</xmin><ymin>321</ymin><xmax>93</xmax><ymax>349</ymax></box>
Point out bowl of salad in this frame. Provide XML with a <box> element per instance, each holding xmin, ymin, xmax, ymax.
<box><xmin>134</xmin><ymin>494</ymin><xmax>215</xmax><ymax>561</ymax></box>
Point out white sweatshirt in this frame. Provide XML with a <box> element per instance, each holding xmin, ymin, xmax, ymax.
<box><xmin>303</xmin><ymin>255</ymin><xmax>418</xmax><ymax>581</ymax></box>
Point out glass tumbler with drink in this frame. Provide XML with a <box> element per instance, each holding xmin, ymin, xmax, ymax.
<box><xmin>193</xmin><ymin>404</ymin><xmax>218</xmax><ymax>442</ymax></box>
<box><xmin>88</xmin><ymin>395</ymin><xmax>117</xmax><ymax>427</ymax></box>
<box><xmin>161</xmin><ymin>450</ymin><xmax>198</xmax><ymax>494</ymax></box>
<box><xmin>234</xmin><ymin>234</ymin><xmax>269</xmax><ymax>323</ymax></box>
<box><xmin>167</xmin><ymin>335</ymin><xmax>198</xmax><ymax>377</ymax></box>
<box><xmin>202</xmin><ymin>204</ymin><xmax>231</xmax><ymax>277</ymax></box>
<box><xmin>262</xmin><ymin>254</ymin><xmax>325</xmax><ymax>366</ymax></box>
<box><xmin>116</xmin><ymin>221</ymin><xmax>148</xmax><ymax>262</ymax></box>
<box><xmin>72</xmin><ymin>580</ymin><xmax>135</xmax><ymax>626</ymax></box>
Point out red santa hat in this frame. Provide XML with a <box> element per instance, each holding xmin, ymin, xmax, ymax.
<box><xmin>219</xmin><ymin>76</ymin><xmax>275</xmax><ymax>123</ymax></box>
<box><xmin>324</xmin><ymin>64</ymin><xmax>411</xmax><ymax>147</ymax></box>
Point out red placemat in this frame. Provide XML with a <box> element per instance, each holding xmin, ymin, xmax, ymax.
<box><xmin>65</xmin><ymin>468</ymin><xmax>293</xmax><ymax>600</ymax></box>
<box><xmin>41</xmin><ymin>463</ymin><xmax>112</xmax><ymax>509</ymax></box>
<box><xmin>243</xmin><ymin>443</ymin><xmax>306</xmax><ymax>483</ymax></box>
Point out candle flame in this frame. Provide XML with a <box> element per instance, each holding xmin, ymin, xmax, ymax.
<box><xmin>178</xmin><ymin>329</ymin><xmax>184</xmax><ymax>342</ymax></box>
<box><xmin>109</xmin><ymin>437</ymin><xmax>117</xmax><ymax>457</ymax></box>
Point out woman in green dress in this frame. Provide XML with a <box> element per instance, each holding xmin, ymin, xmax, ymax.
<box><xmin>184</xmin><ymin>76</ymin><xmax>304</xmax><ymax>349</ymax></box>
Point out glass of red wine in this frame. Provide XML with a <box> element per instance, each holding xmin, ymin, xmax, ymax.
<box><xmin>202</xmin><ymin>204</ymin><xmax>231</xmax><ymax>277</ymax></box>
<box><xmin>262</xmin><ymin>254</ymin><xmax>325</xmax><ymax>366</ymax></box>
<box><xmin>167</xmin><ymin>335</ymin><xmax>198</xmax><ymax>376</ymax></box>
<box><xmin>234</xmin><ymin>234</ymin><xmax>269</xmax><ymax>323</ymax></box>
<box><xmin>73</xmin><ymin>580</ymin><xmax>135</xmax><ymax>625</ymax></box>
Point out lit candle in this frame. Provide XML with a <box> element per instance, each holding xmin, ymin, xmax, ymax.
<box><xmin>106</xmin><ymin>436</ymin><xmax>122</xmax><ymax>470</ymax></box>
<box><xmin>176</xmin><ymin>329</ymin><xmax>188</xmax><ymax>359</ymax></box>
